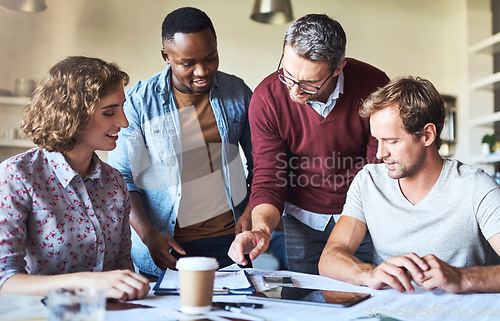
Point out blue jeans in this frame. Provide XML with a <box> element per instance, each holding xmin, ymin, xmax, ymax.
<box><xmin>171</xmin><ymin>234</ymin><xmax>238</xmax><ymax>268</ymax></box>
<box><xmin>283</xmin><ymin>214</ymin><xmax>373</xmax><ymax>275</ymax></box>
<box><xmin>269</xmin><ymin>230</ymin><xmax>288</xmax><ymax>270</ymax></box>
<box><xmin>139</xmin><ymin>233</ymin><xmax>252</xmax><ymax>279</ymax></box>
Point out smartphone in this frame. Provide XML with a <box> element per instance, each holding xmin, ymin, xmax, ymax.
<box><xmin>249</xmin><ymin>287</ymin><xmax>371</xmax><ymax>308</ymax></box>
<box><xmin>262</xmin><ymin>276</ymin><xmax>296</xmax><ymax>287</ymax></box>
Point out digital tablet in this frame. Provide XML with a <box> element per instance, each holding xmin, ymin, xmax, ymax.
<box><xmin>248</xmin><ymin>287</ymin><xmax>371</xmax><ymax>308</ymax></box>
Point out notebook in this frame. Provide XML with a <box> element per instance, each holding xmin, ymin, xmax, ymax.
<box><xmin>153</xmin><ymin>269</ymin><xmax>256</xmax><ymax>295</ymax></box>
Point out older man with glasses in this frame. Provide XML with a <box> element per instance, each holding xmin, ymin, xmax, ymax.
<box><xmin>229</xmin><ymin>13</ymin><xmax>389</xmax><ymax>274</ymax></box>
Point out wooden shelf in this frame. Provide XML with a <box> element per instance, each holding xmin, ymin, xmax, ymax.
<box><xmin>0</xmin><ymin>95</ymin><xmax>29</xmax><ymax>106</ymax></box>
<box><xmin>468</xmin><ymin>10</ymin><xmax>500</xmax><ymax>166</ymax></box>
<box><xmin>477</xmin><ymin>152</ymin><xmax>500</xmax><ymax>164</ymax></box>
<box><xmin>469</xmin><ymin>72</ymin><xmax>500</xmax><ymax>91</ymax></box>
<box><xmin>470</xmin><ymin>111</ymin><xmax>500</xmax><ymax>127</ymax></box>
<box><xmin>0</xmin><ymin>139</ymin><xmax>34</xmax><ymax>148</ymax></box>
<box><xmin>0</xmin><ymin>96</ymin><xmax>32</xmax><ymax>149</ymax></box>
<box><xmin>469</xmin><ymin>32</ymin><xmax>500</xmax><ymax>55</ymax></box>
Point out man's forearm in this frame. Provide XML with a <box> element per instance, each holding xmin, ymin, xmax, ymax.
<box><xmin>228</xmin><ymin>203</ymin><xmax>282</xmax><ymax>264</ymax></box>
<box><xmin>457</xmin><ymin>265</ymin><xmax>500</xmax><ymax>293</ymax></box>
<box><xmin>251</xmin><ymin>203</ymin><xmax>281</xmax><ymax>236</ymax></box>
<box><xmin>319</xmin><ymin>246</ymin><xmax>374</xmax><ymax>286</ymax></box>
<box><xmin>319</xmin><ymin>216</ymin><xmax>373</xmax><ymax>286</ymax></box>
<box><xmin>128</xmin><ymin>191</ymin><xmax>157</xmax><ymax>243</ymax></box>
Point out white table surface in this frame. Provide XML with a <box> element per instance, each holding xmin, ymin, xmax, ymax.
<box><xmin>1</xmin><ymin>267</ymin><xmax>499</xmax><ymax>321</ymax></box>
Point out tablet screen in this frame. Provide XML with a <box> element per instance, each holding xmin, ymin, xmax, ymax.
<box><xmin>248</xmin><ymin>287</ymin><xmax>371</xmax><ymax>307</ymax></box>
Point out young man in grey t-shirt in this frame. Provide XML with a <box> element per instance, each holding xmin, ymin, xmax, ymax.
<box><xmin>319</xmin><ymin>76</ymin><xmax>500</xmax><ymax>294</ymax></box>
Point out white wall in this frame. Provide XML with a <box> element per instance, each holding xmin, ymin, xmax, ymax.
<box><xmin>0</xmin><ymin>0</ymin><xmax>472</xmax><ymax>158</ymax></box>
<box><xmin>0</xmin><ymin>0</ymin><xmax>468</xmax><ymax>90</ymax></box>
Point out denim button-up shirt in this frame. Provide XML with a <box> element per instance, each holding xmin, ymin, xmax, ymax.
<box><xmin>107</xmin><ymin>66</ymin><xmax>253</xmax><ymax>275</ymax></box>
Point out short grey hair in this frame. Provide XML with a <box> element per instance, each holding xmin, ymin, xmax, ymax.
<box><xmin>284</xmin><ymin>14</ymin><xmax>346</xmax><ymax>70</ymax></box>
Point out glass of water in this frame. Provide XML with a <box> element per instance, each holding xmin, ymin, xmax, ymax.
<box><xmin>46</xmin><ymin>288</ymin><xmax>106</xmax><ymax>321</ymax></box>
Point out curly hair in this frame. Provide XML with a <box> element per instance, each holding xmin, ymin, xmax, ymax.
<box><xmin>360</xmin><ymin>76</ymin><xmax>445</xmax><ymax>149</ymax></box>
<box><xmin>161</xmin><ymin>7</ymin><xmax>216</xmax><ymax>43</ymax></box>
<box><xmin>21</xmin><ymin>56</ymin><xmax>129</xmax><ymax>153</ymax></box>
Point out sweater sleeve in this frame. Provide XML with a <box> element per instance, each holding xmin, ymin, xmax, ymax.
<box><xmin>366</xmin><ymin>125</ymin><xmax>380</xmax><ymax>163</ymax></box>
<box><xmin>358</xmin><ymin>61</ymin><xmax>389</xmax><ymax>164</ymax></box>
<box><xmin>248</xmin><ymin>83</ymin><xmax>288</xmax><ymax>214</ymax></box>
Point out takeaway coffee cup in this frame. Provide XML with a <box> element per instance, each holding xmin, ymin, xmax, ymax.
<box><xmin>176</xmin><ymin>257</ymin><xmax>219</xmax><ymax>314</ymax></box>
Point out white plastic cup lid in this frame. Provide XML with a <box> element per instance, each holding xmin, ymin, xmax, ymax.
<box><xmin>176</xmin><ymin>257</ymin><xmax>219</xmax><ymax>271</ymax></box>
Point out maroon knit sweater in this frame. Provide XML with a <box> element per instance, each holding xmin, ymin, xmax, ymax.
<box><xmin>249</xmin><ymin>58</ymin><xmax>389</xmax><ymax>214</ymax></box>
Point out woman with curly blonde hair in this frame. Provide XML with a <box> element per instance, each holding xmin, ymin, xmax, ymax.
<box><xmin>0</xmin><ymin>56</ymin><xmax>150</xmax><ymax>300</ymax></box>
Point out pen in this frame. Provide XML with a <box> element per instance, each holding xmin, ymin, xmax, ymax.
<box><xmin>222</xmin><ymin>305</ymin><xmax>266</xmax><ymax>321</ymax></box>
<box><xmin>225</xmin><ymin>306</ymin><xmax>244</xmax><ymax>313</ymax></box>
<box><xmin>213</xmin><ymin>288</ymin><xmax>231</xmax><ymax>295</ymax></box>
<box><xmin>212</xmin><ymin>302</ymin><xmax>264</xmax><ymax>309</ymax></box>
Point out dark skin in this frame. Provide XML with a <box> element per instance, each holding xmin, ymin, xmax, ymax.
<box><xmin>130</xmin><ymin>29</ymin><xmax>221</xmax><ymax>271</ymax></box>
<box><xmin>161</xmin><ymin>27</ymin><xmax>219</xmax><ymax>94</ymax></box>
<box><xmin>131</xmin><ymin>27</ymin><xmax>252</xmax><ymax>270</ymax></box>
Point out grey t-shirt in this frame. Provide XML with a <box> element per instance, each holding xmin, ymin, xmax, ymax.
<box><xmin>342</xmin><ymin>159</ymin><xmax>500</xmax><ymax>267</ymax></box>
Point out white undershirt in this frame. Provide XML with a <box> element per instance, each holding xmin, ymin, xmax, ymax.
<box><xmin>284</xmin><ymin>71</ymin><xmax>345</xmax><ymax>231</ymax></box>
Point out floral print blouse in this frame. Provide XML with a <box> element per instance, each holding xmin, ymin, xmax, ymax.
<box><xmin>0</xmin><ymin>148</ymin><xmax>133</xmax><ymax>288</ymax></box>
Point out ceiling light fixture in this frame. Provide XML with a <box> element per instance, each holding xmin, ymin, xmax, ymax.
<box><xmin>0</xmin><ymin>0</ymin><xmax>47</xmax><ymax>13</ymax></box>
<box><xmin>251</xmin><ymin>0</ymin><xmax>294</xmax><ymax>25</ymax></box>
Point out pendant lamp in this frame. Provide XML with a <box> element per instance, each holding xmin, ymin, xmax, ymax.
<box><xmin>0</xmin><ymin>0</ymin><xmax>47</xmax><ymax>13</ymax></box>
<box><xmin>251</xmin><ymin>0</ymin><xmax>294</xmax><ymax>25</ymax></box>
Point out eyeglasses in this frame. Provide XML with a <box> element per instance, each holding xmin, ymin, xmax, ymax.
<box><xmin>275</xmin><ymin>53</ymin><xmax>336</xmax><ymax>95</ymax></box>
